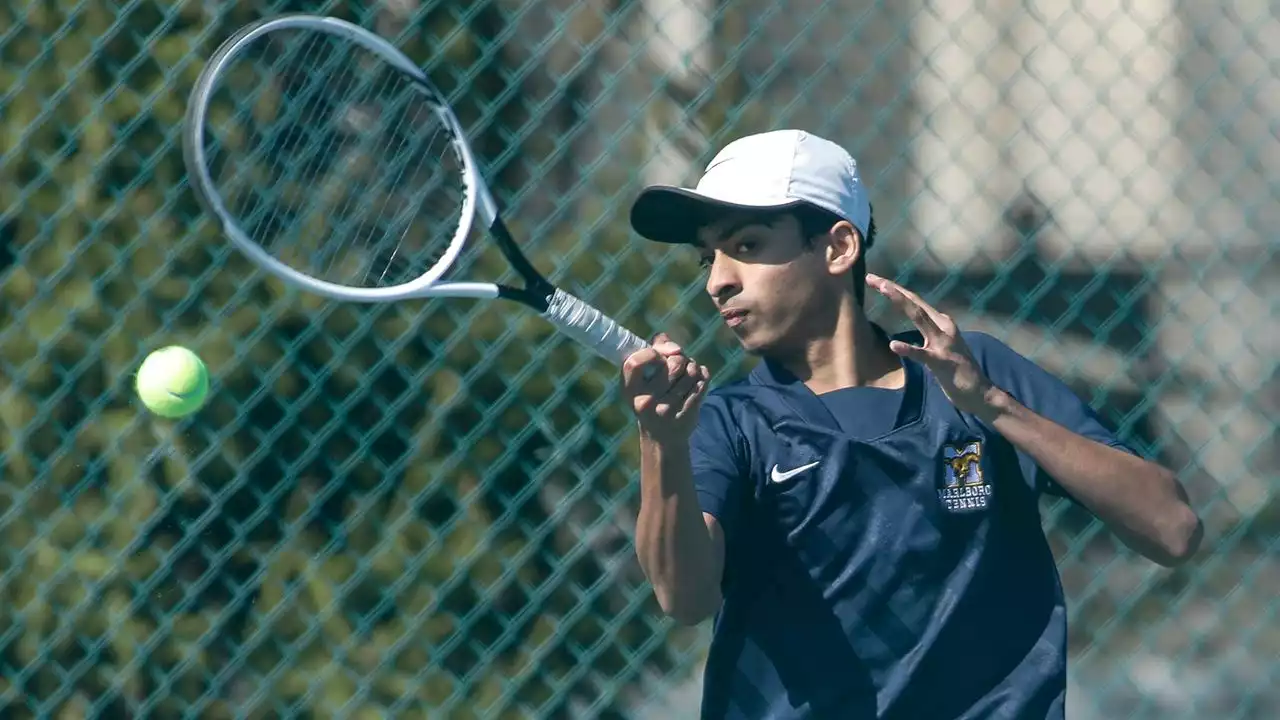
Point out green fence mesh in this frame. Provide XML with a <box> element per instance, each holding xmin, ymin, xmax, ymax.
<box><xmin>1</xmin><ymin>0</ymin><xmax>1277</xmax><ymax>717</ymax></box>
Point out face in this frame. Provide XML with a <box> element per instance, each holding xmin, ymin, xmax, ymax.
<box><xmin>695</xmin><ymin>211</ymin><xmax>859</xmax><ymax>356</ymax></box>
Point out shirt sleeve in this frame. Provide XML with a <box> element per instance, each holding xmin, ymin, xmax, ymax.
<box><xmin>688</xmin><ymin>393</ymin><xmax>749</xmax><ymax>539</ymax></box>
<box><xmin>964</xmin><ymin>331</ymin><xmax>1139</xmax><ymax>497</ymax></box>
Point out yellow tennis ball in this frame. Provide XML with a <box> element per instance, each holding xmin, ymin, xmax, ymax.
<box><xmin>135</xmin><ymin>346</ymin><xmax>210</xmax><ymax>418</ymax></box>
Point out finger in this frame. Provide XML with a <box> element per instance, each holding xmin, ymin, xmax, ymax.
<box><xmin>670</xmin><ymin>359</ymin><xmax>709</xmax><ymax>391</ymax></box>
<box><xmin>654</xmin><ymin>370</ymin><xmax>699</xmax><ymax>415</ymax></box>
<box><xmin>623</xmin><ymin>347</ymin><xmax>658</xmax><ymax>374</ymax></box>
<box><xmin>867</xmin><ymin>274</ymin><xmax>952</xmax><ymax>333</ymax></box>
<box><xmin>676</xmin><ymin>377</ymin><xmax>710</xmax><ymax>418</ymax></box>
<box><xmin>664</xmin><ymin>353</ymin><xmax>692</xmax><ymax>383</ymax></box>
<box><xmin>653</xmin><ymin>357</ymin><xmax>700</xmax><ymax>404</ymax></box>
<box><xmin>627</xmin><ymin>351</ymin><xmax>693</xmax><ymax>410</ymax></box>
<box><xmin>630</xmin><ymin>353</ymin><xmax>687</xmax><ymax>400</ymax></box>
<box><xmin>674</xmin><ymin>365</ymin><xmax>712</xmax><ymax>416</ymax></box>
<box><xmin>888</xmin><ymin>339</ymin><xmax>931</xmax><ymax>363</ymax></box>
<box><xmin>623</xmin><ymin>348</ymin><xmax>668</xmax><ymax>387</ymax></box>
<box><xmin>650</xmin><ymin>332</ymin><xmax>683</xmax><ymax>357</ymax></box>
<box><xmin>660</xmin><ymin>369</ymin><xmax>698</xmax><ymax>402</ymax></box>
<box><xmin>868</xmin><ymin>276</ymin><xmax>945</xmax><ymax>341</ymax></box>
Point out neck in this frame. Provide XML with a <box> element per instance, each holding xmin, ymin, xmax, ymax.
<box><xmin>775</xmin><ymin>301</ymin><xmax>905</xmax><ymax>394</ymax></box>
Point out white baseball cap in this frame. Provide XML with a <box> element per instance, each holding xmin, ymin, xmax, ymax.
<box><xmin>629</xmin><ymin>129</ymin><xmax>871</xmax><ymax>245</ymax></box>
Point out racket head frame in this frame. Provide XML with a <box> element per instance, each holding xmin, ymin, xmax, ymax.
<box><xmin>182</xmin><ymin>14</ymin><xmax>552</xmax><ymax>308</ymax></box>
<box><xmin>183</xmin><ymin>14</ymin><xmax>655</xmax><ymax>368</ymax></box>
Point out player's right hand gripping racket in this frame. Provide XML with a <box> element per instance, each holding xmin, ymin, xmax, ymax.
<box><xmin>182</xmin><ymin>14</ymin><xmax>653</xmax><ymax>370</ymax></box>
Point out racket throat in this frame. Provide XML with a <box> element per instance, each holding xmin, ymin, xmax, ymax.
<box><xmin>496</xmin><ymin>281</ymin><xmax>556</xmax><ymax>312</ymax></box>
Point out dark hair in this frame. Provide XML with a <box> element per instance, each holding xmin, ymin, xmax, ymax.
<box><xmin>788</xmin><ymin>203</ymin><xmax>878</xmax><ymax>306</ymax></box>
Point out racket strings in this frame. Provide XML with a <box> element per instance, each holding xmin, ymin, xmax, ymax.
<box><xmin>284</xmin><ymin>33</ymin><xmax>450</xmax><ymax>282</ymax></box>
<box><xmin>349</xmin><ymin>91</ymin><xmax>453</xmax><ymax>284</ymax></box>
<box><xmin>271</xmin><ymin>36</ymin><xmax>354</xmax><ymax>234</ymax></box>
<box><xmin>199</xmin><ymin>27</ymin><xmax>469</xmax><ymax>289</ymax></box>
<box><xmin>250</xmin><ymin>37</ymin><xmax>350</xmax><ymax>265</ymax></box>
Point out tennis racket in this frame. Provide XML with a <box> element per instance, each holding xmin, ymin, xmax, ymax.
<box><xmin>181</xmin><ymin>14</ymin><xmax>653</xmax><ymax>370</ymax></box>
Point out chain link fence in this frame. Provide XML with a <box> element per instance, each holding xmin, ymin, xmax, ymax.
<box><xmin>2</xmin><ymin>0</ymin><xmax>1277</xmax><ymax>717</ymax></box>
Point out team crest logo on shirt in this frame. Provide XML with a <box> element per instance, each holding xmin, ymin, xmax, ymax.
<box><xmin>938</xmin><ymin>441</ymin><xmax>992</xmax><ymax>513</ymax></box>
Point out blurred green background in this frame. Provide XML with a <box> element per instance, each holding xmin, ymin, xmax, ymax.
<box><xmin>1</xmin><ymin>0</ymin><xmax>1276</xmax><ymax>718</ymax></box>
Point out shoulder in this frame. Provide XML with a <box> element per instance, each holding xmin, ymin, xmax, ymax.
<box><xmin>696</xmin><ymin>378</ymin><xmax>758</xmax><ymax>435</ymax></box>
<box><xmin>705</xmin><ymin>376</ymin><xmax>758</xmax><ymax>405</ymax></box>
<box><xmin>694</xmin><ymin>376</ymin><xmax>755</xmax><ymax>419</ymax></box>
<box><xmin>694</xmin><ymin>375</ymin><xmax>784</xmax><ymax>442</ymax></box>
<box><xmin>893</xmin><ymin>327</ymin><xmax>1056</xmax><ymax>391</ymax></box>
<box><xmin>888</xmin><ymin>327</ymin><xmax>1015</xmax><ymax>352</ymax></box>
<box><xmin>691</xmin><ymin>379</ymin><xmax>758</xmax><ymax>470</ymax></box>
<box><xmin>956</xmin><ymin>330</ymin><xmax>1069</xmax><ymax>397</ymax></box>
<box><xmin>954</xmin><ymin>331</ymin><xmax>1099</xmax><ymax>418</ymax></box>
<box><xmin>888</xmin><ymin>327</ymin><xmax>1034</xmax><ymax>365</ymax></box>
<box><xmin>957</xmin><ymin>330</ymin><xmax>1027</xmax><ymax>366</ymax></box>
<box><xmin>920</xmin><ymin>329</ymin><xmax>1047</xmax><ymax>378</ymax></box>
<box><xmin>956</xmin><ymin>330</ymin><xmax>1063</xmax><ymax>388</ymax></box>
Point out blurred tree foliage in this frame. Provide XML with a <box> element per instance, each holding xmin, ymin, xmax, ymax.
<box><xmin>0</xmin><ymin>0</ymin><xmax>741</xmax><ymax>716</ymax></box>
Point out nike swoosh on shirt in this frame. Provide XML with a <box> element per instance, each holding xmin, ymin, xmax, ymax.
<box><xmin>770</xmin><ymin>461</ymin><xmax>820</xmax><ymax>483</ymax></box>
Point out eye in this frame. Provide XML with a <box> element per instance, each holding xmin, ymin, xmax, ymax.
<box><xmin>697</xmin><ymin>254</ymin><xmax>713</xmax><ymax>269</ymax></box>
<box><xmin>734</xmin><ymin>240</ymin><xmax>756</xmax><ymax>255</ymax></box>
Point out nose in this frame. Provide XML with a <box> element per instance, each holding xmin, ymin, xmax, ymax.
<box><xmin>705</xmin><ymin>252</ymin><xmax>741</xmax><ymax>303</ymax></box>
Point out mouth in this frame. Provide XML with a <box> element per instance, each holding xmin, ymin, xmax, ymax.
<box><xmin>720</xmin><ymin>309</ymin><xmax>748</xmax><ymax>328</ymax></box>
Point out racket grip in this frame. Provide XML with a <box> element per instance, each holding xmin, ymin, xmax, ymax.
<box><xmin>544</xmin><ymin>288</ymin><xmax>653</xmax><ymax>369</ymax></box>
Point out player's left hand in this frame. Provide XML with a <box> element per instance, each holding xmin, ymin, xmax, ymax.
<box><xmin>866</xmin><ymin>273</ymin><xmax>998</xmax><ymax>417</ymax></box>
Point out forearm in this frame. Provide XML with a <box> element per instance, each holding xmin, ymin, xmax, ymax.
<box><xmin>980</xmin><ymin>388</ymin><xmax>1202</xmax><ymax>566</ymax></box>
<box><xmin>634</xmin><ymin>432</ymin><xmax>723</xmax><ymax>624</ymax></box>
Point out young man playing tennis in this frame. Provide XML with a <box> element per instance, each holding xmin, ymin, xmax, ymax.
<box><xmin>619</xmin><ymin>129</ymin><xmax>1202</xmax><ymax>720</ymax></box>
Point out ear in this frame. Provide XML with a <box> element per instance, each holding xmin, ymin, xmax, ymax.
<box><xmin>824</xmin><ymin>221</ymin><xmax>862</xmax><ymax>276</ymax></box>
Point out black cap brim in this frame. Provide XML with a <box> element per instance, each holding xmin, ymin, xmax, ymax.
<box><xmin>629</xmin><ymin>186</ymin><xmax>803</xmax><ymax>245</ymax></box>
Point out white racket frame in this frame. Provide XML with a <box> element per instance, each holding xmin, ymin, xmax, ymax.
<box><xmin>185</xmin><ymin>15</ymin><xmax>659</xmax><ymax>368</ymax></box>
<box><xmin>185</xmin><ymin>14</ymin><xmax>501</xmax><ymax>302</ymax></box>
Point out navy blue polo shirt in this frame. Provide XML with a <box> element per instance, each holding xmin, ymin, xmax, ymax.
<box><xmin>689</xmin><ymin>329</ymin><xmax>1136</xmax><ymax>720</ymax></box>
